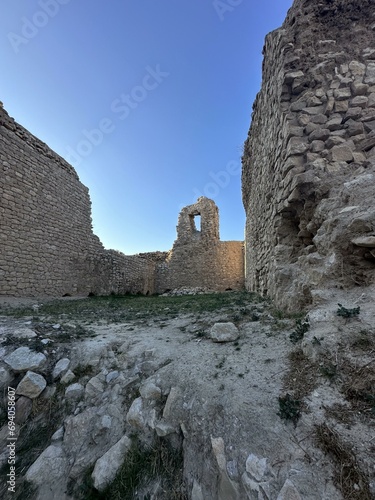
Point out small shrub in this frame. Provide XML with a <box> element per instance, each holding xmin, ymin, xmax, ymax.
<box><xmin>337</xmin><ymin>303</ymin><xmax>360</xmax><ymax>319</ymax></box>
<box><xmin>289</xmin><ymin>317</ymin><xmax>310</xmax><ymax>344</ymax></box>
<box><xmin>277</xmin><ymin>394</ymin><xmax>301</xmax><ymax>425</ymax></box>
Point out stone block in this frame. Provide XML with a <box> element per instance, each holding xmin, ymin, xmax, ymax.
<box><xmin>4</xmin><ymin>347</ymin><xmax>47</xmax><ymax>373</ymax></box>
<box><xmin>329</xmin><ymin>145</ymin><xmax>353</xmax><ymax>162</ymax></box>
<box><xmin>16</xmin><ymin>371</ymin><xmax>47</xmax><ymax>399</ymax></box>
<box><xmin>210</xmin><ymin>322</ymin><xmax>239</xmax><ymax>342</ymax></box>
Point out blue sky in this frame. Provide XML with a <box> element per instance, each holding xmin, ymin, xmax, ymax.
<box><xmin>0</xmin><ymin>0</ymin><xmax>293</xmax><ymax>254</ymax></box>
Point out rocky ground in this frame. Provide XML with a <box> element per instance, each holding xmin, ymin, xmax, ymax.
<box><xmin>0</xmin><ymin>289</ymin><xmax>374</xmax><ymax>500</ymax></box>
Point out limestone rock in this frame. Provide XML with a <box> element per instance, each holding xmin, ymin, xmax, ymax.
<box><xmin>352</xmin><ymin>236</ymin><xmax>375</xmax><ymax>247</ymax></box>
<box><xmin>277</xmin><ymin>479</ymin><xmax>302</xmax><ymax>500</ymax></box>
<box><xmin>139</xmin><ymin>380</ymin><xmax>162</xmax><ymax>400</ymax></box>
<box><xmin>155</xmin><ymin>421</ymin><xmax>176</xmax><ymax>437</ymax></box>
<box><xmin>60</xmin><ymin>369</ymin><xmax>75</xmax><ymax>384</ymax></box>
<box><xmin>51</xmin><ymin>427</ymin><xmax>64</xmax><ymax>441</ymax></box>
<box><xmin>65</xmin><ymin>383</ymin><xmax>84</xmax><ymax>400</ymax></box>
<box><xmin>85</xmin><ymin>375</ymin><xmax>105</xmax><ymax>399</ymax></box>
<box><xmin>16</xmin><ymin>371</ymin><xmax>47</xmax><ymax>399</ymax></box>
<box><xmin>15</xmin><ymin>396</ymin><xmax>32</xmax><ymax>424</ymax></box>
<box><xmin>329</xmin><ymin>144</ymin><xmax>353</xmax><ymax>162</ymax></box>
<box><xmin>92</xmin><ymin>435</ymin><xmax>132</xmax><ymax>491</ymax></box>
<box><xmin>0</xmin><ymin>366</ymin><xmax>12</xmax><ymax>390</ymax></box>
<box><xmin>4</xmin><ymin>347</ymin><xmax>46</xmax><ymax>373</ymax></box>
<box><xmin>26</xmin><ymin>445</ymin><xmax>68</xmax><ymax>486</ymax></box>
<box><xmin>52</xmin><ymin>358</ymin><xmax>70</xmax><ymax>380</ymax></box>
<box><xmin>245</xmin><ymin>453</ymin><xmax>271</xmax><ymax>482</ymax></box>
<box><xmin>191</xmin><ymin>480</ymin><xmax>205</xmax><ymax>500</ymax></box>
<box><xmin>210</xmin><ymin>322</ymin><xmax>239</xmax><ymax>342</ymax></box>
<box><xmin>106</xmin><ymin>371</ymin><xmax>119</xmax><ymax>383</ymax></box>
<box><xmin>126</xmin><ymin>397</ymin><xmax>145</xmax><ymax>429</ymax></box>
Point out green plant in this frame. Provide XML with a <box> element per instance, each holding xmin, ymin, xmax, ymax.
<box><xmin>337</xmin><ymin>303</ymin><xmax>360</xmax><ymax>319</ymax></box>
<box><xmin>277</xmin><ymin>394</ymin><xmax>301</xmax><ymax>425</ymax></box>
<box><xmin>289</xmin><ymin>317</ymin><xmax>310</xmax><ymax>344</ymax></box>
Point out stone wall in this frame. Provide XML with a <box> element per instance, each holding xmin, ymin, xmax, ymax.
<box><xmin>156</xmin><ymin>197</ymin><xmax>244</xmax><ymax>293</ymax></box>
<box><xmin>242</xmin><ymin>0</ymin><xmax>375</xmax><ymax>311</ymax></box>
<box><xmin>0</xmin><ymin>105</ymin><xmax>243</xmax><ymax>296</ymax></box>
<box><xmin>0</xmin><ymin>103</ymin><xmax>160</xmax><ymax>297</ymax></box>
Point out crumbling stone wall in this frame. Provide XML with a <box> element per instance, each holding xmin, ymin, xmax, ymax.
<box><xmin>0</xmin><ymin>103</ymin><xmax>157</xmax><ymax>297</ymax></box>
<box><xmin>242</xmin><ymin>0</ymin><xmax>375</xmax><ymax>311</ymax></box>
<box><xmin>156</xmin><ymin>197</ymin><xmax>244</xmax><ymax>292</ymax></box>
<box><xmin>0</xmin><ymin>105</ymin><xmax>243</xmax><ymax>296</ymax></box>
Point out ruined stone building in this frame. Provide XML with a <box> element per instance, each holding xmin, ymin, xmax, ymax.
<box><xmin>2</xmin><ymin>0</ymin><xmax>375</xmax><ymax>311</ymax></box>
<box><xmin>242</xmin><ymin>0</ymin><xmax>375</xmax><ymax>310</ymax></box>
<box><xmin>0</xmin><ymin>104</ymin><xmax>243</xmax><ymax>297</ymax></box>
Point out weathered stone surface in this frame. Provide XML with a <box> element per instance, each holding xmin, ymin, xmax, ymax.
<box><xmin>65</xmin><ymin>383</ymin><xmax>84</xmax><ymax>400</ymax></box>
<box><xmin>16</xmin><ymin>371</ymin><xmax>47</xmax><ymax>399</ymax></box>
<box><xmin>15</xmin><ymin>396</ymin><xmax>33</xmax><ymax>424</ymax></box>
<box><xmin>210</xmin><ymin>322</ymin><xmax>239</xmax><ymax>343</ymax></box>
<box><xmin>352</xmin><ymin>236</ymin><xmax>375</xmax><ymax>248</ymax></box>
<box><xmin>126</xmin><ymin>397</ymin><xmax>145</xmax><ymax>429</ymax></box>
<box><xmin>0</xmin><ymin>366</ymin><xmax>12</xmax><ymax>389</ymax></box>
<box><xmin>52</xmin><ymin>358</ymin><xmax>70</xmax><ymax>380</ymax></box>
<box><xmin>139</xmin><ymin>381</ymin><xmax>162</xmax><ymax>400</ymax></box>
<box><xmin>85</xmin><ymin>375</ymin><xmax>105</xmax><ymax>399</ymax></box>
<box><xmin>277</xmin><ymin>479</ymin><xmax>302</xmax><ymax>500</ymax></box>
<box><xmin>4</xmin><ymin>347</ymin><xmax>46</xmax><ymax>372</ymax></box>
<box><xmin>60</xmin><ymin>369</ymin><xmax>75</xmax><ymax>384</ymax></box>
<box><xmin>92</xmin><ymin>435</ymin><xmax>132</xmax><ymax>491</ymax></box>
<box><xmin>329</xmin><ymin>145</ymin><xmax>353</xmax><ymax>162</ymax></box>
<box><xmin>26</xmin><ymin>445</ymin><xmax>68</xmax><ymax>485</ymax></box>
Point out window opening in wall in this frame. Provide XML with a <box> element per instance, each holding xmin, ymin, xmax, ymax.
<box><xmin>195</xmin><ymin>215</ymin><xmax>201</xmax><ymax>232</ymax></box>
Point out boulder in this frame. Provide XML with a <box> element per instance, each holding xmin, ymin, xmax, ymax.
<box><xmin>65</xmin><ymin>383</ymin><xmax>84</xmax><ymax>401</ymax></box>
<box><xmin>4</xmin><ymin>347</ymin><xmax>46</xmax><ymax>372</ymax></box>
<box><xmin>92</xmin><ymin>435</ymin><xmax>132</xmax><ymax>491</ymax></box>
<box><xmin>26</xmin><ymin>445</ymin><xmax>68</xmax><ymax>485</ymax></box>
<box><xmin>210</xmin><ymin>322</ymin><xmax>239</xmax><ymax>343</ymax></box>
<box><xmin>52</xmin><ymin>358</ymin><xmax>70</xmax><ymax>380</ymax></box>
<box><xmin>16</xmin><ymin>371</ymin><xmax>47</xmax><ymax>399</ymax></box>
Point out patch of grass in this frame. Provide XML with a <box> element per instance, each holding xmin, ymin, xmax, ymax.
<box><xmin>0</xmin><ymin>291</ymin><xmax>260</xmax><ymax>326</ymax></box>
<box><xmin>75</xmin><ymin>436</ymin><xmax>187</xmax><ymax>500</ymax></box>
<box><xmin>315</xmin><ymin>423</ymin><xmax>372</xmax><ymax>500</ymax></box>
<box><xmin>277</xmin><ymin>394</ymin><xmax>301</xmax><ymax>426</ymax></box>
<box><xmin>337</xmin><ymin>303</ymin><xmax>360</xmax><ymax>319</ymax></box>
<box><xmin>289</xmin><ymin>317</ymin><xmax>310</xmax><ymax>344</ymax></box>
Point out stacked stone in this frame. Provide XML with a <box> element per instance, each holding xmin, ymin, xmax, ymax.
<box><xmin>242</xmin><ymin>0</ymin><xmax>375</xmax><ymax>310</ymax></box>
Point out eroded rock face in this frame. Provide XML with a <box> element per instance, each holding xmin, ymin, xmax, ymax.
<box><xmin>242</xmin><ymin>0</ymin><xmax>375</xmax><ymax>311</ymax></box>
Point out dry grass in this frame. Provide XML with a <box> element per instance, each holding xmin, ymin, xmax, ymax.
<box><xmin>282</xmin><ymin>348</ymin><xmax>318</xmax><ymax>400</ymax></box>
<box><xmin>315</xmin><ymin>423</ymin><xmax>372</xmax><ymax>500</ymax></box>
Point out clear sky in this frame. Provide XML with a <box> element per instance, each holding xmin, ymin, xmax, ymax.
<box><xmin>0</xmin><ymin>0</ymin><xmax>293</xmax><ymax>254</ymax></box>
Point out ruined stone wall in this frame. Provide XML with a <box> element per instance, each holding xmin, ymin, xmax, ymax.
<box><xmin>242</xmin><ymin>0</ymin><xmax>375</xmax><ymax>311</ymax></box>
<box><xmin>0</xmin><ymin>103</ymin><xmax>158</xmax><ymax>297</ymax></box>
<box><xmin>0</xmin><ymin>106</ymin><xmax>242</xmax><ymax>297</ymax></box>
<box><xmin>156</xmin><ymin>197</ymin><xmax>244</xmax><ymax>292</ymax></box>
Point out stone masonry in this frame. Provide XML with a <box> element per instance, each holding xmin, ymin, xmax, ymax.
<box><xmin>156</xmin><ymin>197</ymin><xmax>244</xmax><ymax>292</ymax></box>
<box><xmin>242</xmin><ymin>0</ymin><xmax>375</xmax><ymax>311</ymax></box>
<box><xmin>0</xmin><ymin>104</ymin><xmax>243</xmax><ymax>296</ymax></box>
